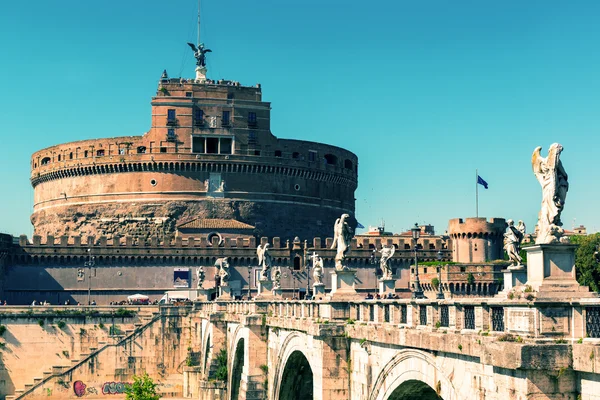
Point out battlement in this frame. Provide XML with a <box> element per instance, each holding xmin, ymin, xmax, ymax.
<box><xmin>448</xmin><ymin>217</ymin><xmax>507</xmax><ymax>238</ymax></box>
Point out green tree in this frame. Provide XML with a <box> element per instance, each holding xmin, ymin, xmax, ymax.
<box><xmin>466</xmin><ymin>273</ymin><xmax>475</xmax><ymax>285</ymax></box>
<box><xmin>215</xmin><ymin>348</ymin><xmax>228</xmax><ymax>382</ymax></box>
<box><xmin>572</xmin><ymin>233</ymin><xmax>600</xmax><ymax>292</ymax></box>
<box><xmin>125</xmin><ymin>373</ymin><xmax>160</xmax><ymax>400</ymax></box>
<box><xmin>431</xmin><ymin>277</ymin><xmax>440</xmax><ymax>290</ymax></box>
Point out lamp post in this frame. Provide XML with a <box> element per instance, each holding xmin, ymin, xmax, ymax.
<box><xmin>436</xmin><ymin>250</ymin><xmax>444</xmax><ymax>299</ymax></box>
<box><xmin>84</xmin><ymin>249</ymin><xmax>95</xmax><ymax>305</ymax></box>
<box><xmin>247</xmin><ymin>265</ymin><xmax>252</xmax><ymax>300</ymax></box>
<box><xmin>411</xmin><ymin>223</ymin><xmax>425</xmax><ymax>299</ymax></box>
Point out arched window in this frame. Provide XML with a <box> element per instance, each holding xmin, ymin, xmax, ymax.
<box><xmin>344</xmin><ymin>159</ymin><xmax>353</xmax><ymax>169</ymax></box>
<box><xmin>324</xmin><ymin>153</ymin><xmax>338</xmax><ymax>165</ymax></box>
<box><xmin>41</xmin><ymin>157</ymin><xmax>51</xmax><ymax>165</ymax></box>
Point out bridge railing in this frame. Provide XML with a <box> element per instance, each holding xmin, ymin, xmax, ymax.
<box><xmin>207</xmin><ymin>298</ymin><xmax>600</xmax><ymax>341</ymax></box>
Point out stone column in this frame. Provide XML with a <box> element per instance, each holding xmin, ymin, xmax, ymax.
<box><xmin>329</xmin><ymin>270</ymin><xmax>360</xmax><ymax>300</ymax></box>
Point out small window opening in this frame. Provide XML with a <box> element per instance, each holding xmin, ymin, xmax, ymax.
<box><xmin>274</xmin><ymin>150</ymin><xmax>282</xmax><ymax>157</ymax></box>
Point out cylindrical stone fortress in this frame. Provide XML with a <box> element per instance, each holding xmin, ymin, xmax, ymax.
<box><xmin>30</xmin><ymin>77</ymin><xmax>358</xmax><ymax>241</ymax></box>
<box><xmin>448</xmin><ymin>217</ymin><xmax>507</xmax><ymax>263</ymax></box>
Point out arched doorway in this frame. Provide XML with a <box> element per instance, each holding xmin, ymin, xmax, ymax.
<box><xmin>279</xmin><ymin>350</ymin><xmax>313</xmax><ymax>400</ymax></box>
<box><xmin>387</xmin><ymin>380</ymin><xmax>441</xmax><ymax>399</ymax></box>
<box><xmin>230</xmin><ymin>339</ymin><xmax>245</xmax><ymax>400</ymax></box>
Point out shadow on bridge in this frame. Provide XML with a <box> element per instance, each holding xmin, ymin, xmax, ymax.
<box><xmin>230</xmin><ymin>338</ymin><xmax>244</xmax><ymax>400</ymax></box>
<box><xmin>387</xmin><ymin>380</ymin><xmax>441</xmax><ymax>400</ymax></box>
<box><xmin>279</xmin><ymin>350</ymin><xmax>313</xmax><ymax>400</ymax></box>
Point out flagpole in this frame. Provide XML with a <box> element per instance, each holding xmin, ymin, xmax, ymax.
<box><xmin>476</xmin><ymin>169</ymin><xmax>479</xmax><ymax>218</ymax></box>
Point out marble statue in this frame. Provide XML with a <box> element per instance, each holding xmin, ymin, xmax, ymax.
<box><xmin>196</xmin><ymin>266</ymin><xmax>205</xmax><ymax>288</ymax></box>
<box><xmin>272</xmin><ymin>266</ymin><xmax>282</xmax><ymax>290</ymax></box>
<box><xmin>532</xmin><ymin>144</ymin><xmax>569</xmax><ymax>244</ymax></box>
<box><xmin>331</xmin><ymin>214</ymin><xmax>353</xmax><ymax>271</ymax></box>
<box><xmin>313</xmin><ymin>256</ymin><xmax>324</xmax><ymax>285</ymax></box>
<box><xmin>379</xmin><ymin>245</ymin><xmax>395</xmax><ymax>280</ymax></box>
<box><xmin>257</xmin><ymin>243</ymin><xmax>273</xmax><ymax>280</ymax></box>
<box><xmin>215</xmin><ymin>257</ymin><xmax>230</xmax><ymax>284</ymax></box>
<box><xmin>187</xmin><ymin>42</ymin><xmax>212</xmax><ymax>67</ymax></box>
<box><xmin>504</xmin><ymin>219</ymin><xmax>524</xmax><ymax>267</ymax></box>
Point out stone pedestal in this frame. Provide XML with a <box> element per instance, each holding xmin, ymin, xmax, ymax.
<box><xmin>255</xmin><ymin>279</ymin><xmax>274</xmax><ymax>299</ymax></box>
<box><xmin>502</xmin><ymin>268</ymin><xmax>527</xmax><ymax>293</ymax></box>
<box><xmin>272</xmin><ymin>287</ymin><xmax>283</xmax><ymax>298</ymax></box>
<box><xmin>378</xmin><ymin>278</ymin><xmax>395</xmax><ymax>296</ymax></box>
<box><xmin>313</xmin><ymin>283</ymin><xmax>326</xmax><ymax>298</ymax></box>
<box><xmin>195</xmin><ymin>66</ymin><xmax>207</xmax><ymax>83</ymax></box>
<box><xmin>218</xmin><ymin>285</ymin><xmax>233</xmax><ymax>300</ymax></box>
<box><xmin>196</xmin><ymin>288</ymin><xmax>212</xmax><ymax>302</ymax></box>
<box><xmin>525</xmin><ymin>244</ymin><xmax>594</xmax><ymax>299</ymax></box>
<box><xmin>329</xmin><ymin>270</ymin><xmax>359</xmax><ymax>300</ymax></box>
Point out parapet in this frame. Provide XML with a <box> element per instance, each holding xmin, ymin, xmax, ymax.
<box><xmin>448</xmin><ymin>217</ymin><xmax>507</xmax><ymax>238</ymax></box>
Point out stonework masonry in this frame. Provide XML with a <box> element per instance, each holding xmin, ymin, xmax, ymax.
<box><xmin>30</xmin><ymin>79</ymin><xmax>358</xmax><ymax>242</ymax></box>
<box><xmin>448</xmin><ymin>217</ymin><xmax>506</xmax><ymax>263</ymax></box>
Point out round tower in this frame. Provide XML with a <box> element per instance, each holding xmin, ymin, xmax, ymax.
<box><xmin>30</xmin><ymin>76</ymin><xmax>358</xmax><ymax>241</ymax></box>
<box><xmin>448</xmin><ymin>218</ymin><xmax>507</xmax><ymax>263</ymax></box>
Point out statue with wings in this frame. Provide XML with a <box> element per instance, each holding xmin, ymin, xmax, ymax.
<box><xmin>187</xmin><ymin>42</ymin><xmax>212</xmax><ymax>67</ymax></box>
<box><xmin>532</xmin><ymin>143</ymin><xmax>568</xmax><ymax>244</ymax></box>
<box><xmin>331</xmin><ymin>214</ymin><xmax>353</xmax><ymax>271</ymax></box>
<box><xmin>215</xmin><ymin>257</ymin><xmax>229</xmax><ymax>284</ymax></box>
<box><xmin>257</xmin><ymin>243</ymin><xmax>273</xmax><ymax>280</ymax></box>
<box><xmin>379</xmin><ymin>245</ymin><xmax>395</xmax><ymax>280</ymax></box>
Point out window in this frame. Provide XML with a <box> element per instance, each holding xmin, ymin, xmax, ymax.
<box><xmin>248</xmin><ymin>112</ymin><xmax>257</xmax><ymax>125</ymax></box>
<box><xmin>167</xmin><ymin>129</ymin><xmax>176</xmax><ymax>141</ymax></box>
<box><xmin>160</xmin><ymin>147</ymin><xmax>167</xmax><ymax>153</ymax></box>
<box><xmin>254</xmin><ymin>150</ymin><xmax>261</xmax><ymax>156</ymax></box>
<box><xmin>194</xmin><ymin>109</ymin><xmax>204</xmax><ymax>125</ymax></box>
<box><xmin>222</xmin><ymin>110</ymin><xmax>230</xmax><ymax>126</ymax></box>
<box><xmin>429</xmin><ymin>244</ymin><xmax>435</xmax><ymax>250</ymax></box>
<box><xmin>292</xmin><ymin>152</ymin><xmax>300</xmax><ymax>159</ymax></box>
<box><xmin>69</xmin><ymin>152</ymin><xmax>73</xmax><ymax>160</ymax></box>
<box><xmin>119</xmin><ymin>148</ymin><xmax>125</xmax><ymax>155</ymax></box>
<box><xmin>308</xmin><ymin>151</ymin><xmax>317</xmax><ymax>162</ymax></box>
<box><xmin>324</xmin><ymin>154</ymin><xmax>338</xmax><ymax>165</ymax></box>
<box><xmin>192</xmin><ymin>137</ymin><xmax>205</xmax><ymax>153</ymax></box>
<box><xmin>96</xmin><ymin>150</ymin><xmax>105</xmax><ymax>157</ymax></box>
<box><xmin>137</xmin><ymin>146</ymin><xmax>146</xmax><ymax>154</ymax></box>
<box><xmin>220</xmin><ymin>138</ymin><xmax>232</xmax><ymax>154</ymax></box>
<box><xmin>58</xmin><ymin>154</ymin><xmax>61</xmax><ymax>161</ymax></box>
<box><xmin>185</xmin><ymin>92</ymin><xmax>192</xmax><ymax>97</ymax></box>
<box><xmin>344</xmin><ymin>159</ymin><xmax>353</xmax><ymax>169</ymax></box>
<box><xmin>248</xmin><ymin>131</ymin><xmax>257</xmax><ymax>144</ymax></box>
<box><xmin>41</xmin><ymin>157</ymin><xmax>51</xmax><ymax>165</ymax></box>
<box><xmin>84</xmin><ymin>151</ymin><xmax>89</xmax><ymax>158</ymax></box>
<box><xmin>274</xmin><ymin>150</ymin><xmax>282</xmax><ymax>157</ymax></box>
<box><xmin>206</xmin><ymin>138</ymin><xmax>219</xmax><ymax>154</ymax></box>
<box><xmin>167</xmin><ymin>109</ymin><xmax>176</xmax><ymax>122</ymax></box>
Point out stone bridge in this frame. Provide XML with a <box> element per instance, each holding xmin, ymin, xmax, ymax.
<box><xmin>185</xmin><ymin>298</ymin><xmax>600</xmax><ymax>400</ymax></box>
<box><xmin>7</xmin><ymin>298</ymin><xmax>600</xmax><ymax>400</ymax></box>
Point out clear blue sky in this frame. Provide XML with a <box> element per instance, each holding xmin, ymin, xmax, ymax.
<box><xmin>1</xmin><ymin>0</ymin><xmax>599</xmax><ymax>237</ymax></box>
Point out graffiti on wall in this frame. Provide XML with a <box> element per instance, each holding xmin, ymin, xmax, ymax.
<box><xmin>101</xmin><ymin>381</ymin><xmax>131</xmax><ymax>395</ymax></box>
<box><xmin>73</xmin><ymin>380</ymin><xmax>129</xmax><ymax>396</ymax></box>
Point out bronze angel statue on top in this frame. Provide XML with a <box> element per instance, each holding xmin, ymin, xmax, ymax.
<box><xmin>187</xmin><ymin>42</ymin><xmax>212</xmax><ymax>67</ymax></box>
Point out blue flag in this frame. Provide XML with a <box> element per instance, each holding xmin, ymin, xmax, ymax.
<box><xmin>477</xmin><ymin>175</ymin><xmax>489</xmax><ymax>189</ymax></box>
<box><xmin>356</xmin><ymin>221</ymin><xmax>365</xmax><ymax>229</ymax></box>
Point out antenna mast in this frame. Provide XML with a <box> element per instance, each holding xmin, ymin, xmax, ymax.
<box><xmin>197</xmin><ymin>0</ymin><xmax>201</xmax><ymax>45</ymax></box>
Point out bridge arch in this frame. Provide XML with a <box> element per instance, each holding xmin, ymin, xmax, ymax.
<box><xmin>369</xmin><ymin>349</ymin><xmax>459</xmax><ymax>400</ymax></box>
<box><xmin>272</xmin><ymin>331</ymin><xmax>316</xmax><ymax>400</ymax></box>
<box><xmin>230</xmin><ymin>338</ymin><xmax>245</xmax><ymax>400</ymax></box>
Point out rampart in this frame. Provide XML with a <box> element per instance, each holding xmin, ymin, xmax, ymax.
<box><xmin>448</xmin><ymin>217</ymin><xmax>506</xmax><ymax>263</ymax></box>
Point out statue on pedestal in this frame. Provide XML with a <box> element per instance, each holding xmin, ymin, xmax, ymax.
<box><xmin>504</xmin><ymin>219</ymin><xmax>525</xmax><ymax>267</ymax></box>
<box><xmin>331</xmin><ymin>214</ymin><xmax>353</xmax><ymax>271</ymax></box>
<box><xmin>379</xmin><ymin>245</ymin><xmax>395</xmax><ymax>280</ymax></box>
<box><xmin>196</xmin><ymin>266</ymin><xmax>205</xmax><ymax>288</ymax></box>
<box><xmin>313</xmin><ymin>256</ymin><xmax>324</xmax><ymax>285</ymax></box>
<box><xmin>187</xmin><ymin>43</ymin><xmax>212</xmax><ymax>67</ymax></box>
<box><xmin>532</xmin><ymin>144</ymin><xmax>569</xmax><ymax>244</ymax></box>
<box><xmin>257</xmin><ymin>243</ymin><xmax>273</xmax><ymax>280</ymax></box>
<box><xmin>215</xmin><ymin>257</ymin><xmax>229</xmax><ymax>284</ymax></box>
<box><xmin>272</xmin><ymin>267</ymin><xmax>282</xmax><ymax>290</ymax></box>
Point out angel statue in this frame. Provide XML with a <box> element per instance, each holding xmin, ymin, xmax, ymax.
<box><xmin>196</xmin><ymin>266</ymin><xmax>205</xmax><ymax>288</ymax></box>
<box><xmin>187</xmin><ymin>42</ymin><xmax>212</xmax><ymax>67</ymax></box>
<box><xmin>331</xmin><ymin>214</ymin><xmax>353</xmax><ymax>271</ymax></box>
<box><xmin>215</xmin><ymin>257</ymin><xmax>229</xmax><ymax>284</ymax></box>
<box><xmin>532</xmin><ymin>144</ymin><xmax>569</xmax><ymax>244</ymax></box>
<box><xmin>272</xmin><ymin>267</ymin><xmax>282</xmax><ymax>290</ymax></box>
<box><xmin>379</xmin><ymin>245</ymin><xmax>396</xmax><ymax>280</ymax></box>
<box><xmin>313</xmin><ymin>256</ymin><xmax>324</xmax><ymax>285</ymax></box>
<box><xmin>504</xmin><ymin>220</ymin><xmax>524</xmax><ymax>268</ymax></box>
<box><xmin>257</xmin><ymin>243</ymin><xmax>273</xmax><ymax>280</ymax></box>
